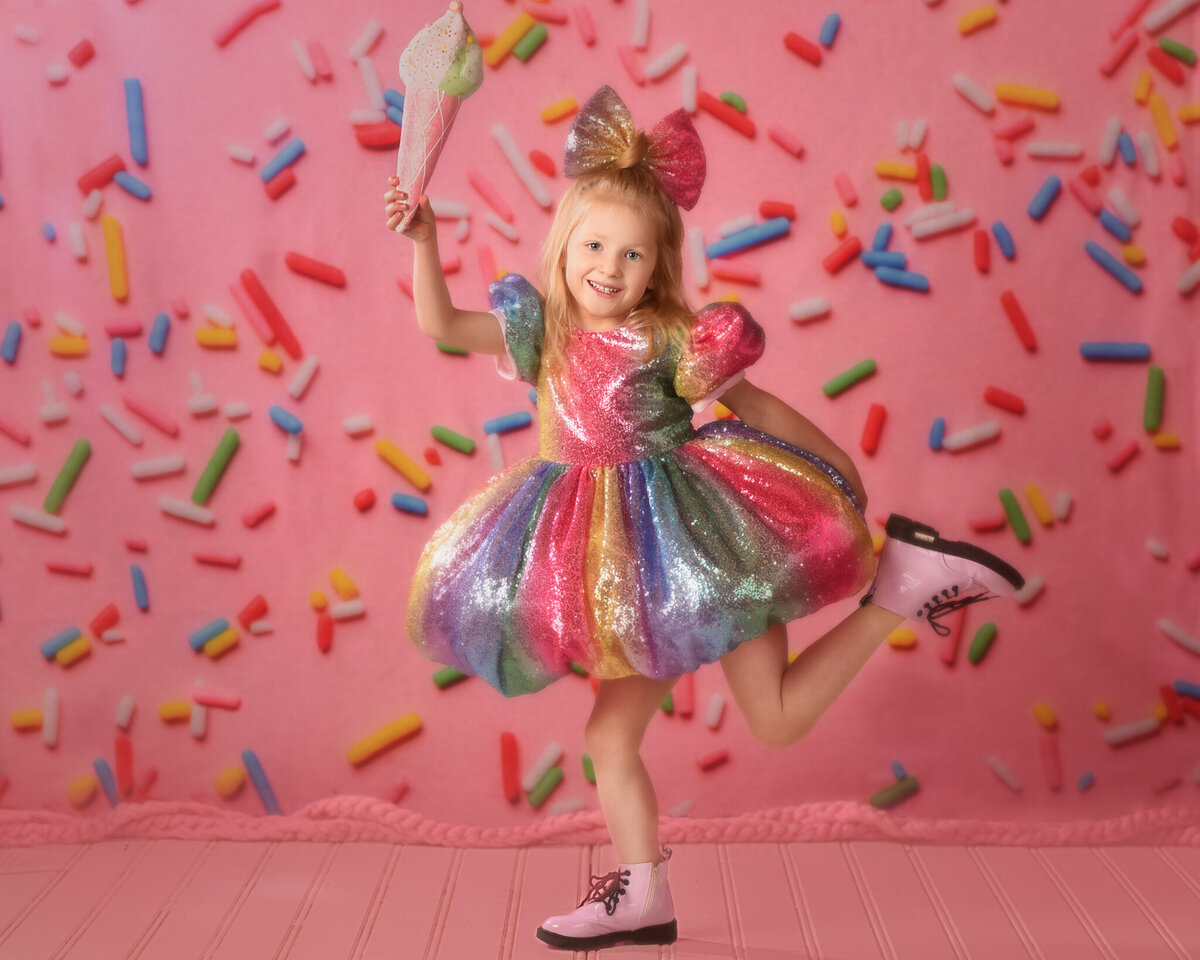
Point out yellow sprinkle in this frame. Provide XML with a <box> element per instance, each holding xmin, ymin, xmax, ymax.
<box><xmin>204</xmin><ymin>626</ymin><xmax>240</xmax><ymax>659</ymax></box>
<box><xmin>995</xmin><ymin>83</ymin><xmax>1060</xmax><ymax>111</ymax></box>
<box><xmin>713</xmin><ymin>401</ymin><xmax>732</xmax><ymax>418</ymax></box>
<box><xmin>1152</xmin><ymin>701</ymin><xmax>1169</xmax><ymax>723</ymax></box>
<box><xmin>347</xmin><ymin>713</ymin><xmax>423</xmax><ymax>766</ymax></box>
<box><xmin>331</xmin><ymin>568</ymin><xmax>359</xmax><ymax>600</ymax></box>
<box><xmin>830</xmin><ymin>210</ymin><xmax>847</xmax><ymax>237</ymax></box>
<box><xmin>872</xmin><ymin>533</ymin><xmax>884</xmax><ymax>555</ymax></box>
<box><xmin>1134</xmin><ymin>70</ymin><xmax>1153</xmax><ymax>104</ymax></box>
<box><xmin>718</xmin><ymin>291</ymin><xmax>741</xmax><ymax>303</ymax></box>
<box><xmin>310</xmin><ymin>590</ymin><xmax>328</xmax><ymax>611</ymax></box>
<box><xmin>196</xmin><ymin>328</ymin><xmax>237</xmax><ymax>348</ymax></box>
<box><xmin>1033</xmin><ymin>702</ymin><xmax>1057</xmax><ymax>730</ymax></box>
<box><xmin>540</xmin><ymin>97</ymin><xmax>579</xmax><ymax>123</ymax></box>
<box><xmin>10</xmin><ymin>709</ymin><xmax>43</xmax><ymax>731</ymax></box>
<box><xmin>1147</xmin><ymin>93</ymin><xmax>1178</xmax><ymax>150</ymax></box>
<box><xmin>1152</xmin><ymin>433</ymin><xmax>1181</xmax><ymax>449</ymax></box>
<box><xmin>48</xmin><ymin>335</ymin><xmax>88</xmax><ymax>357</ymax></box>
<box><xmin>159</xmin><ymin>700</ymin><xmax>192</xmax><ymax>722</ymax></box>
<box><xmin>787</xmin><ymin>650</ymin><xmax>799</xmax><ymax>666</ymax></box>
<box><xmin>1179</xmin><ymin>104</ymin><xmax>1200</xmax><ymax>124</ymax></box>
<box><xmin>67</xmin><ymin>774</ymin><xmax>99</xmax><ymax>808</ymax></box>
<box><xmin>1093</xmin><ymin>700</ymin><xmax>1111</xmax><ymax>721</ymax></box>
<box><xmin>101</xmin><ymin>214</ymin><xmax>128</xmax><ymax>301</ymax></box>
<box><xmin>484</xmin><ymin>12</ymin><xmax>536</xmax><ymax>67</ymax></box>
<box><xmin>887</xmin><ymin>627</ymin><xmax>917</xmax><ymax>648</ymax></box>
<box><xmin>375</xmin><ymin>439</ymin><xmax>432</xmax><ymax>492</ymax></box>
<box><xmin>958</xmin><ymin>6</ymin><xmax>997</xmax><ymax>35</ymax></box>
<box><xmin>56</xmin><ymin>635</ymin><xmax>91</xmax><ymax>667</ymax></box>
<box><xmin>874</xmin><ymin>161</ymin><xmax>918</xmax><ymax>181</ymax></box>
<box><xmin>1122</xmin><ymin>244</ymin><xmax>1146</xmax><ymax>265</ymax></box>
<box><xmin>215</xmin><ymin>767</ymin><xmax>246</xmax><ymax>799</ymax></box>
<box><xmin>1024</xmin><ymin>484</ymin><xmax>1054</xmax><ymax>526</ymax></box>
<box><xmin>258</xmin><ymin>350</ymin><xmax>283</xmax><ymax>373</ymax></box>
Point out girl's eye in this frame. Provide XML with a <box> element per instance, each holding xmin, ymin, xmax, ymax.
<box><xmin>625</xmin><ymin>251</ymin><xmax>642</xmax><ymax>260</ymax></box>
<box><xmin>586</xmin><ymin>242</ymin><xmax>601</xmax><ymax>251</ymax></box>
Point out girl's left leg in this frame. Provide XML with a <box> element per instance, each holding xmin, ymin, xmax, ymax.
<box><xmin>718</xmin><ymin>603</ymin><xmax>904</xmax><ymax>749</ymax></box>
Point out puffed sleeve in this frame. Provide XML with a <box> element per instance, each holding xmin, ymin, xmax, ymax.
<box><xmin>488</xmin><ymin>273</ymin><xmax>545</xmax><ymax>387</ymax></box>
<box><xmin>673</xmin><ymin>301</ymin><xmax>766</xmax><ymax>413</ymax></box>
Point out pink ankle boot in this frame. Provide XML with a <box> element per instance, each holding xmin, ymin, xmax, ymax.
<box><xmin>535</xmin><ymin>845</ymin><xmax>678</xmax><ymax>950</ymax></box>
<box><xmin>859</xmin><ymin>514</ymin><xmax>1025</xmax><ymax>635</ymax></box>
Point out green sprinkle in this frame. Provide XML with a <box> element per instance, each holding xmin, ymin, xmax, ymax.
<box><xmin>968</xmin><ymin>622</ymin><xmax>997</xmax><ymax>664</ymax></box>
<box><xmin>881</xmin><ymin>187</ymin><xmax>903</xmax><ymax>211</ymax></box>
<box><xmin>528</xmin><ymin>765</ymin><xmax>563</xmax><ymax>809</ymax></box>
<box><xmin>822</xmin><ymin>359</ymin><xmax>877</xmax><ymax>398</ymax></box>
<box><xmin>582</xmin><ymin>753</ymin><xmax>595</xmax><ymax>784</ymax></box>
<box><xmin>514</xmin><ymin>23</ymin><xmax>548</xmax><ymax>61</ymax></box>
<box><xmin>432</xmin><ymin>666</ymin><xmax>468</xmax><ymax>689</ymax></box>
<box><xmin>930</xmin><ymin>163</ymin><xmax>947</xmax><ymax>200</ymax></box>
<box><xmin>435</xmin><ymin>341</ymin><xmax>468</xmax><ymax>355</ymax></box>
<box><xmin>431</xmin><ymin>425</ymin><xmax>475</xmax><ymax>454</ymax></box>
<box><xmin>568</xmin><ymin>661</ymin><xmax>588</xmax><ymax>677</ymax></box>
<box><xmin>661</xmin><ymin>692</ymin><xmax>674</xmax><ymax>715</ymax></box>
<box><xmin>1144</xmin><ymin>365</ymin><xmax>1164</xmax><ymax>432</ymax></box>
<box><xmin>869</xmin><ymin>775</ymin><xmax>919</xmax><ymax>809</ymax></box>
<box><xmin>1159</xmin><ymin>37</ymin><xmax>1196</xmax><ymax>66</ymax></box>
<box><xmin>43</xmin><ymin>438</ymin><xmax>91</xmax><ymax>515</ymax></box>
<box><xmin>192</xmin><ymin>427</ymin><xmax>240</xmax><ymax>506</ymax></box>
<box><xmin>998</xmin><ymin>487</ymin><xmax>1031</xmax><ymax>543</ymax></box>
<box><xmin>719</xmin><ymin>91</ymin><xmax>748</xmax><ymax>114</ymax></box>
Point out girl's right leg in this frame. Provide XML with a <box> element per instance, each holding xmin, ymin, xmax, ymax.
<box><xmin>584</xmin><ymin>673</ymin><xmax>680</xmax><ymax>866</ymax></box>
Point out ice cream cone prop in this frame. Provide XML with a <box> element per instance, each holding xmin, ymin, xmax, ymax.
<box><xmin>393</xmin><ymin>1</ymin><xmax>483</xmax><ymax>232</ymax></box>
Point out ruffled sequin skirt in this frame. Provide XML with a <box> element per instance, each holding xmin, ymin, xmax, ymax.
<box><xmin>405</xmin><ymin>420</ymin><xmax>877</xmax><ymax>697</ymax></box>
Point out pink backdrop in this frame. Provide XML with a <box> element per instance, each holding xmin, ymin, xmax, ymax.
<box><xmin>1</xmin><ymin>0</ymin><xmax>1198</xmax><ymax>834</ymax></box>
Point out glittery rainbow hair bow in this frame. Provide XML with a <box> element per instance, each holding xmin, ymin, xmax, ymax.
<box><xmin>562</xmin><ymin>85</ymin><xmax>707</xmax><ymax>210</ymax></box>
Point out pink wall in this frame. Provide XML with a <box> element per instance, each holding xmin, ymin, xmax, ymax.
<box><xmin>0</xmin><ymin>0</ymin><xmax>1197</xmax><ymax>831</ymax></box>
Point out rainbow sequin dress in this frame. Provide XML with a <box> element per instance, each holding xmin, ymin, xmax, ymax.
<box><xmin>406</xmin><ymin>274</ymin><xmax>876</xmax><ymax>697</ymax></box>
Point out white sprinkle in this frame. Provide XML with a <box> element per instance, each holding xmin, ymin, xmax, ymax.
<box><xmin>645</xmin><ymin>41</ymin><xmax>687</xmax><ymax>80</ymax></box>
<box><xmin>115</xmin><ymin>694</ymin><xmax>136</xmax><ymax>729</ymax></box>
<box><xmin>986</xmin><ymin>755</ymin><xmax>1022</xmax><ymax>792</ymax></box>
<box><xmin>82</xmin><ymin>188</ymin><xmax>103</xmax><ymax>219</ymax></box>
<box><xmin>202</xmin><ymin>303</ymin><xmax>233</xmax><ymax>328</ymax></box>
<box><xmin>288</xmin><ymin>355</ymin><xmax>319</xmax><ymax>399</ymax></box>
<box><xmin>522</xmin><ymin>741</ymin><xmax>564</xmax><ymax>792</ymax></box>
<box><xmin>348</xmin><ymin>19</ymin><xmax>384</xmax><ymax>61</ymax></box>
<box><xmin>1159</xmin><ymin>618</ymin><xmax>1200</xmax><ymax>656</ymax></box>
<box><xmin>67</xmin><ymin>222</ymin><xmax>88</xmax><ymax>260</ymax></box>
<box><xmin>1106</xmin><ymin>186</ymin><xmax>1140</xmax><ymax>227</ymax></box>
<box><xmin>1099</xmin><ymin>116</ymin><xmax>1122</xmax><ymax>167</ymax></box>
<box><xmin>330</xmin><ymin>598</ymin><xmax>366</xmax><ymax>621</ymax></box>
<box><xmin>42</xmin><ymin>687</ymin><xmax>59</xmax><ymax>748</ymax></box>
<box><xmin>1178</xmin><ymin>258</ymin><xmax>1200</xmax><ymax>296</ymax></box>
<box><xmin>486</xmin><ymin>212</ymin><xmax>519</xmax><ymax>242</ymax></box>
<box><xmin>287</xmin><ymin>431</ymin><xmax>302</xmax><ymax>462</ymax></box>
<box><xmin>1013</xmin><ymin>574</ymin><xmax>1044</xmax><ymax>606</ymax></box>
<box><xmin>681</xmin><ymin>65</ymin><xmax>697</xmax><ymax>113</ymax></box>
<box><xmin>1135</xmin><ymin>130</ymin><xmax>1160</xmax><ymax>178</ymax></box>
<box><xmin>54</xmin><ymin>311</ymin><xmax>84</xmax><ymax>336</ymax></box>
<box><xmin>705</xmin><ymin>692</ymin><xmax>725</xmax><ymax>729</ymax></box>
<box><xmin>41</xmin><ymin>380</ymin><xmax>57</xmax><ymax>404</ymax></box>
<box><xmin>688</xmin><ymin>225</ymin><xmax>708</xmax><ymax>290</ymax></box>
<box><xmin>1054</xmin><ymin>490</ymin><xmax>1073</xmax><ymax>521</ymax></box>
<box><xmin>228</xmin><ymin>144</ymin><xmax>256</xmax><ymax>165</ymax></box>
<box><xmin>911</xmin><ymin>208</ymin><xmax>976</xmax><ymax>239</ymax></box>
<box><xmin>343</xmin><ymin>414</ymin><xmax>373</xmax><ymax>436</ymax></box>
<box><xmin>788</xmin><ymin>297</ymin><xmax>832</xmax><ymax>323</ymax></box>
<box><xmin>1147</xmin><ymin>539</ymin><xmax>1169</xmax><ymax>560</ymax></box>
<box><xmin>130</xmin><ymin>455</ymin><xmax>185</xmax><ymax>479</ymax></box>
<box><xmin>487</xmin><ymin>432</ymin><xmax>505</xmax><ymax>472</ymax></box>
<box><xmin>632</xmin><ymin>0</ymin><xmax>651</xmax><ymax>49</ymax></box>
<box><xmin>895</xmin><ymin>119</ymin><xmax>909</xmax><ymax>152</ymax></box>
<box><xmin>159</xmin><ymin>495</ymin><xmax>214</xmax><ymax>526</ymax></box>
<box><xmin>908</xmin><ymin>117</ymin><xmax>928</xmax><ymax>150</ymax></box>
<box><xmin>357</xmin><ymin>56</ymin><xmax>385</xmax><ymax>111</ymax></box>
<box><xmin>1103</xmin><ymin>715</ymin><xmax>1161</xmax><ymax>746</ymax></box>
<box><xmin>63</xmin><ymin>371</ymin><xmax>83</xmax><ymax>396</ymax></box>
<box><xmin>14</xmin><ymin>24</ymin><xmax>40</xmax><ymax>43</ymax></box>
<box><xmin>719</xmin><ymin>214</ymin><xmax>756</xmax><ymax>237</ymax></box>
<box><xmin>548</xmin><ymin>796</ymin><xmax>587</xmax><ymax>816</ymax></box>
<box><xmin>191</xmin><ymin>703</ymin><xmax>207</xmax><ymax>740</ymax></box>
<box><xmin>188</xmin><ymin>393</ymin><xmax>217</xmax><ymax>415</ymax></box>
<box><xmin>11</xmin><ymin>504</ymin><xmax>67</xmax><ymax>534</ymax></box>
<box><xmin>0</xmin><ymin>464</ymin><xmax>37</xmax><ymax>488</ymax></box>
<box><xmin>291</xmin><ymin>38</ymin><xmax>316</xmax><ymax>81</ymax></box>
<box><xmin>224</xmin><ymin>401</ymin><xmax>251</xmax><ymax>419</ymax></box>
<box><xmin>249</xmin><ymin>619</ymin><xmax>273</xmax><ymax>635</ymax></box>
<box><xmin>904</xmin><ymin>200</ymin><xmax>956</xmax><ymax>227</ymax></box>
<box><xmin>430</xmin><ymin>199</ymin><xmax>470</xmax><ymax>219</ymax></box>
<box><xmin>263</xmin><ymin>117</ymin><xmax>290</xmax><ymax>143</ymax></box>
<box><xmin>100</xmin><ymin>629</ymin><xmax>125</xmax><ymax>644</ymax></box>
<box><xmin>941</xmin><ymin>421</ymin><xmax>1001</xmax><ymax>451</ymax></box>
<box><xmin>46</xmin><ymin>64</ymin><xmax>68</xmax><ymax>85</ymax></box>
<box><xmin>39</xmin><ymin>402</ymin><xmax>68</xmax><ymax>425</ymax></box>
<box><xmin>1025</xmin><ymin>141</ymin><xmax>1083</xmax><ymax>159</ymax></box>
<box><xmin>491</xmin><ymin>124</ymin><xmax>552</xmax><ymax>208</ymax></box>
<box><xmin>456</xmin><ymin>217</ymin><xmax>471</xmax><ymax>241</ymax></box>
<box><xmin>1141</xmin><ymin>0</ymin><xmax>1200</xmax><ymax>33</ymax></box>
<box><xmin>666</xmin><ymin>799</ymin><xmax>694</xmax><ymax>817</ymax></box>
<box><xmin>953</xmin><ymin>73</ymin><xmax>995</xmax><ymax>114</ymax></box>
<box><xmin>349</xmin><ymin>108</ymin><xmax>386</xmax><ymax>125</ymax></box>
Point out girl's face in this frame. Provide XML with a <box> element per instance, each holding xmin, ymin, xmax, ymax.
<box><xmin>563</xmin><ymin>198</ymin><xmax>659</xmax><ymax>328</ymax></box>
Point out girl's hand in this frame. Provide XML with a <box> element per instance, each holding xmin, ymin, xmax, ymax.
<box><xmin>385</xmin><ymin>176</ymin><xmax>437</xmax><ymax>243</ymax></box>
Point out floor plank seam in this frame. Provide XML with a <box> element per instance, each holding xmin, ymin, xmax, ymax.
<box><xmin>349</xmin><ymin>843</ymin><xmax>404</xmax><ymax>960</ymax></box>
<box><xmin>779</xmin><ymin>843</ymin><xmax>820</xmax><ymax>959</ymax></box>
<box><xmin>51</xmin><ymin>840</ymin><xmax>155</xmax><ymax>960</ymax></box>
<box><xmin>498</xmin><ymin>846</ymin><xmax>524</xmax><ymax>960</ymax></box>
<box><xmin>125</xmin><ymin>839</ymin><xmax>218</xmax><ymax>960</ymax></box>
<box><xmin>904</xmin><ymin>844</ymin><xmax>971</xmax><ymax>960</ymax></box>
<box><xmin>200</xmin><ymin>841</ymin><xmax>276</xmax><ymax>960</ymax></box>
<box><xmin>718</xmin><ymin>843</ymin><xmax>746</xmax><ymax>960</ymax></box>
<box><xmin>1091</xmin><ymin>848</ymin><xmax>1192</xmax><ymax>960</ymax></box>
<box><xmin>0</xmin><ymin>841</ymin><xmax>90</xmax><ymax>945</ymax></box>
<box><xmin>1156</xmin><ymin>849</ymin><xmax>1200</xmax><ymax>901</ymax></box>
<box><xmin>1029</xmin><ymin>848</ymin><xmax>1119</xmax><ymax>960</ymax></box>
<box><xmin>426</xmin><ymin>846</ymin><xmax>462</xmax><ymax>960</ymax></box>
<box><xmin>274</xmin><ymin>841</ymin><xmax>339</xmax><ymax>960</ymax></box>
<box><xmin>966</xmin><ymin>847</ymin><xmax>1043</xmax><ymax>960</ymax></box>
<box><xmin>841</xmin><ymin>843</ymin><xmax>895</xmax><ymax>960</ymax></box>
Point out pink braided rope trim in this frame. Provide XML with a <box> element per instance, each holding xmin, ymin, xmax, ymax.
<box><xmin>3</xmin><ymin>798</ymin><xmax>1200</xmax><ymax>847</ymax></box>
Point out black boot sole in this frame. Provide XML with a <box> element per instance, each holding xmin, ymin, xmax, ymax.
<box><xmin>536</xmin><ymin>919</ymin><xmax>678</xmax><ymax>950</ymax></box>
<box><xmin>885</xmin><ymin>514</ymin><xmax>1025</xmax><ymax>591</ymax></box>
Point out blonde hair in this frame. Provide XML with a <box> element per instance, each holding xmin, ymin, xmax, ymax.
<box><xmin>537</xmin><ymin>132</ymin><xmax>694</xmax><ymax>371</ymax></box>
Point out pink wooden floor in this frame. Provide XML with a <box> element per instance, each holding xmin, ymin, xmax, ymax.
<box><xmin>2</xmin><ymin>840</ymin><xmax>1200</xmax><ymax>959</ymax></box>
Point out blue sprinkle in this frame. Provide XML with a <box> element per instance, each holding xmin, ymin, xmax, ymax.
<box><xmin>386</xmin><ymin>105</ymin><xmax>404</xmax><ymax>127</ymax></box>
<box><xmin>268</xmin><ymin>404</ymin><xmax>303</xmax><ymax>434</ymax></box>
<box><xmin>1027</xmin><ymin>175</ymin><xmax>1062</xmax><ymax>221</ymax></box>
<box><xmin>94</xmin><ymin>758</ymin><xmax>122</xmax><ymax>806</ymax></box>
<box><xmin>42</xmin><ymin>221</ymin><xmax>56</xmax><ymax>242</ymax></box>
<box><xmin>40</xmin><ymin>626</ymin><xmax>81</xmax><ymax>660</ymax></box>
<box><xmin>242</xmin><ymin>749</ymin><xmax>282</xmax><ymax>815</ymax></box>
<box><xmin>149</xmin><ymin>312</ymin><xmax>169</xmax><ymax>355</ymax></box>
<box><xmin>1077</xmin><ymin>771</ymin><xmax>1094</xmax><ymax>791</ymax></box>
<box><xmin>819</xmin><ymin>13</ymin><xmax>841</xmax><ymax>47</ymax></box>
<box><xmin>483</xmin><ymin>411</ymin><xmax>532</xmax><ymax>434</ymax></box>
<box><xmin>124</xmin><ymin>78</ymin><xmax>147</xmax><ymax>166</ymax></box>
<box><xmin>705</xmin><ymin>217</ymin><xmax>791</xmax><ymax>258</ymax></box>
<box><xmin>1098</xmin><ymin>208</ymin><xmax>1132</xmax><ymax>243</ymax></box>
<box><xmin>1117</xmin><ymin>131</ymin><xmax>1137</xmax><ymax>165</ymax></box>
<box><xmin>132</xmin><ymin>564</ymin><xmax>149</xmax><ymax>611</ymax></box>
<box><xmin>111</xmin><ymin>338</ymin><xmax>127</xmax><ymax>377</ymax></box>
<box><xmin>929</xmin><ymin>417</ymin><xmax>946</xmax><ymax>450</ymax></box>
<box><xmin>2</xmin><ymin>321</ymin><xmax>21</xmax><ymax>364</ymax></box>
<box><xmin>871</xmin><ymin>223</ymin><xmax>893</xmax><ymax>251</ymax></box>
<box><xmin>1174</xmin><ymin>679</ymin><xmax>1200</xmax><ymax>700</ymax></box>
<box><xmin>1080</xmin><ymin>342</ymin><xmax>1150</xmax><ymax>361</ymax></box>
<box><xmin>391</xmin><ymin>492</ymin><xmax>428</xmax><ymax>516</ymax></box>
<box><xmin>113</xmin><ymin>170</ymin><xmax>152</xmax><ymax>200</ymax></box>
<box><xmin>875</xmin><ymin>265</ymin><xmax>930</xmax><ymax>291</ymax></box>
<box><xmin>991</xmin><ymin>221</ymin><xmax>1015</xmax><ymax>259</ymax></box>
<box><xmin>1084</xmin><ymin>240</ymin><xmax>1142</xmax><ymax>293</ymax></box>
<box><xmin>188</xmin><ymin>617</ymin><xmax>229</xmax><ymax>652</ymax></box>
<box><xmin>0</xmin><ymin>193</ymin><xmax>5</xmax><ymax>209</ymax></box>
<box><xmin>383</xmin><ymin>88</ymin><xmax>405</xmax><ymax>112</ymax></box>
<box><xmin>862</xmin><ymin>250</ymin><xmax>906</xmax><ymax>269</ymax></box>
<box><xmin>891</xmin><ymin>760</ymin><xmax>907</xmax><ymax>780</ymax></box>
<box><xmin>260</xmin><ymin>138</ymin><xmax>306</xmax><ymax>183</ymax></box>
<box><xmin>528</xmin><ymin>387</ymin><xmax>538</xmax><ymax>406</ymax></box>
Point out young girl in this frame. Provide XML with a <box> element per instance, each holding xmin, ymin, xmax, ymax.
<box><xmin>385</xmin><ymin>85</ymin><xmax>1024</xmax><ymax>952</ymax></box>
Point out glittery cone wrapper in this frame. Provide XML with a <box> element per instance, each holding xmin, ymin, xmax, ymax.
<box><xmin>393</xmin><ymin>2</ymin><xmax>483</xmax><ymax>232</ymax></box>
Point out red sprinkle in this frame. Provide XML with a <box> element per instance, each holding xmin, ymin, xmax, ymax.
<box><xmin>317</xmin><ymin>613</ymin><xmax>334</xmax><ymax>653</ymax></box>
<box><xmin>758</xmin><ymin>201</ymin><xmax>795</xmax><ymax>220</ymax></box>
<box><xmin>307</xmin><ymin>40</ymin><xmax>333</xmax><ymax>80</ymax></box>
<box><xmin>114</xmin><ymin>734</ymin><xmax>134</xmax><ymax>796</ymax></box>
<box><xmin>1159</xmin><ymin>684</ymin><xmax>1184</xmax><ymax>724</ymax></box>
<box><xmin>46</xmin><ymin>560</ymin><xmax>94</xmax><ymax>576</ymax></box>
<box><xmin>124</xmin><ymin>537</ymin><xmax>148</xmax><ymax>551</ymax></box>
<box><xmin>284</xmin><ymin>251</ymin><xmax>346</xmax><ymax>287</ymax></box>
<box><xmin>1106</xmin><ymin>439</ymin><xmax>1140</xmax><ymax>472</ymax></box>
<box><xmin>1153</xmin><ymin>776</ymin><xmax>1183</xmax><ymax>794</ymax></box>
<box><xmin>1092</xmin><ymin>417</ymin><xmax>1113</xmax><ymax>439</ymax></box>
<box><xmin>983</xmin><ymin>385</ymin><xmax>1025</xmax><ymax>414</ymax></box>
<box><xmin>529</xmin><ymin>149</ymin><xmax>556</xmax><ymax>177</ymax></box>
<box><xmin>23</xmin><ymin>306</ymin><xmax>42</xmax><ymax>327</ymax></box>
<box><xmin>214</xmin><ymin>0</ymin><xmax>282</xmax><ymax>48</ymax></box>
<box><xmin>783</xmin><ymin>31</ymin><xmax>821</xmax><ymax>66</ymax></box>
<box><xmin>242</xmin><ymin>500</ymin><xmax>276</xmax><ymax>527</ymax></box>
<box><xmin>697</xmin><ymin>749</ymin><xmax>730</xmax><ymax>771</ymax></box>
<box><xmin>1000</xmin><ymin>290</ymin><xmax>1037</xmax><ymax>351</ymax></box>
<box><xmin>194</xmin><ymin>552</ymin><xmax>242</xmax><ymax>568</ymax></box>
<box><xmin>240</xmin><ymin>269</ymin><xmax>302</xmax><ymax>358</ymax></box>
<box><xmin>697</xmin><ymin>91</ymin><xmax>755</xmax><ymax>137</ymax></box>
<box><xmin>77</xmin><ymin>155</ymin><xmax>125</xmax><ymax>195</ymax></box>
<box><xmin>822</xmin><ymin>236</ymin><xmax>862</xmax><ymax>273</ymax></box>
<box><xmin>860</xmin><ymin>403</ymin><xmax>886</xmax><ymax>454</ymax></box>
<box><xmin>105</xmin><ymin>321</ymin><xmax>144</xmax><ymax>338</ymax></box>
<box><xmin>170</xmin><ymin>299</ymin><xmax>190</xmax><ymax>319</ymax></box>
<box><xmin>264</xmin><ymin>167</ymin><xmax>296</xmax><ymax>199</ymax></box>
<box><xmin>68</xmin><ymin>39</ymin><xmax>95</xmax><ymax>68</ymax></box>
<box><xmin>617</xmin><ymin>44</ymin><xmax>646</xmax><ymax>86</ymax></box>
<box><xmin>354</xmin><ymin>489</ymin><xmax>376</xmax><ymax>511</ymax></box>
<box><xmin>90</xmin><ymin>602</ymin><xmax>119</xmax><ymax>637</ymax></box>
<box><xmin>355</xmin><ymin>122</ymin><xmax>402</xmax><ymax>148</ymax></box>
<box><xmin>974</xmin><ymin>229</ymin><xmax>990</xmax><ymax>273</ymax></box>
<box><xmin>423</xmin><ymin>447</ymin><xmax>442</xmax><ymax>465</ymax></box>
<box><xmin>500</xmin><ymin>732</ymin><xmax>520</xmax><ymax>803</ymax></box>
<box><xmin>1172</xmin><ymin>216</ymin><xmax>1198</xmax><ymax>244</ymax></box>
<box><xmin>916</xmin><ymin>154</ymin><xmax>932</xmax><ymax>202</ymax></box>
<box><xmin>1079</xmin><ymin>165</ymin><xmax>1101</xmax><ymax>186</ymax></box>
<box><xmin>238</xmin><ymin>594</ymin><xmax>268</xmax><ymax>627</ymax></box>
<box><xmin>1147</xmin><ymin>46</ymin><xmax>1185</xmax><ymax>84</ymax></box>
